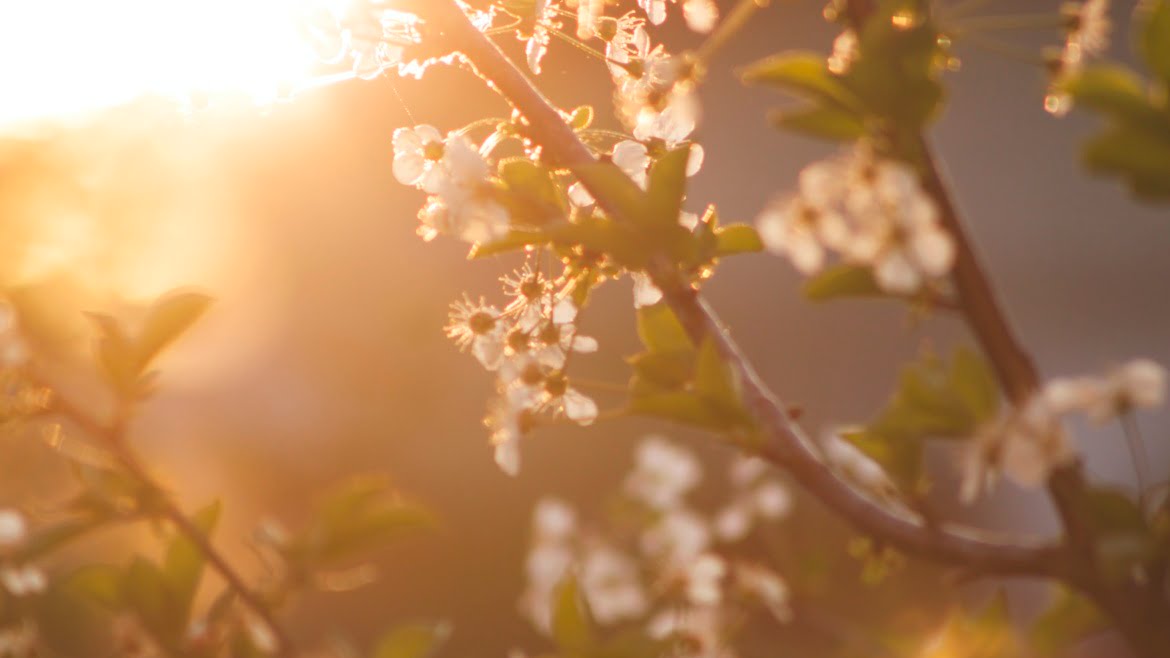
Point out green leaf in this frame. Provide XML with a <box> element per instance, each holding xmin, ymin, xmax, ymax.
<box><xmin>629</xmin><ymin>392</ymin><xmax>748</xmax><ymax>430</ymax></box>
<box><xmin>570</xmin><ymin>160</ymin><xmax>648</xmax><ymax>222</ymax></box>
<box><xmin>1059</xmin><ymin>66</ymin><xmax>1164</xmax><ymax>128</ymax></box>
<box><xmin>498</xmin><ymin>158</ymin><xmax>566</xmax><ymax>227</ymax></box>
<box><xmin>948</xmin><ymin>347</ymin><xmax>1000</xmax><ymax>424</ymax></box>
<box><xmin>296</xmin><ymin>477</ymin><xmax>435</xmax><ymax>567</ymax></box>
<box><xmin>1082</xmin><ymin>124</ymin><xmax>1170</xmax><ymax>201</ymax></box>
<box><xmin>67</xmin><ymin>564</ymin><xmax>124</xmax><ymax>608</ymax></box>
<box><xmin>693</xmin><ymin>337</ymin><xmax>739</xmax><ymax>410</ymax></box>
<box><xmin>741</xmin><ymin>51</ymin><xmax>861</xmax><ymax>111</ymax></box>
<box><xmin>713</xmin><ymin>224</ymin><xmax>764</xmax><ymax>256</ymax></box>
<box><xmin>628</xmin><ymin>350</ymin><xmax>694</xmax><ymax>391</ymax></box>
<box><xmin>842</xmin><ymin>428</ymin><xmax>922</xmax><ymax>492</ymax></box>
<box><xmin>87</xmin><ymin>312</ymin><xmax>138</xmax><ymax>395</ymax></box>
<box><xmin>123</xmin><ymin>557</ymin><xmax>184</xmax><ymax>645</ymax></box>
<box><xmin>136</xmin><ymin>291</ymin><xmax>213</xmax><ymax>372</ymax></box>
<box><xmin>769</xmin><ymin>105</ymin><xmax>867</xmax><ymax>141</ymax></box>
<box><xmin>842</xmin><ymin>3</ymin><xmax>945</xmax><ymax>129</ymax></box>
<box><xmin>373</xmin><ymin>621</ymin><xmax>452</xmax><ymax>658</ymax></box>
<box><xmin>645</xmin><ymin>146</ymin><xmax>691</xmax><ymax>228</ymax></box>
<box><xmin>551</xmin><ymin>575</ymin><xmax>593</xmax><ymax>652</ymax></box>
<box><xmin>164</xmin><ymin>500</ymin><xmax>222</xmax><ymax>624</ymax></box>
<box><xmin>36</xmin><ymin>571</ymin><xmax>117</xmax><ymax>657</ymax></box>
<box><xmin>568</xmin><ymin>105</ymin><xmax>594</xmax><ymax>131</ymax></box>
<box><xmin>1030</xmin><ymin>586</ymin><xmax>1106</xmax><ymax>656</ymax></box>
<box><xmin>635</xmin><ymin>303</ymin><xmax>694</xmax><ymax>354</ymax></box>
<box><xmin>802</xmin><ymin>264</ymin><xmax>882</xmax><ymax>301</ymax></box>
<box><xmin>1140</xmin><ymin>0</ymin><xmax>1170</xmax><ymax>84</ymax></box>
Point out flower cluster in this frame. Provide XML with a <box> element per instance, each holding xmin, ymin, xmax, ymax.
<box><xmin>393</xmin><ymin>125</ymin><xmax>512</xmax><ymax>245</ymax></box>
<box><xmin>757</xmin><ymin>144</ymin><xmax>956</xmax><ymax>295</ymax></box>
<box><xmin>521</xmin><ymin>437</ymin><xmax>792</xmax><ymax>657</ymax></box>
<box><xmin>297</xmin><ymin>3</ymin><xmax>424</xmax><ymax>80</ymax></box>
<box><xmin>961</xmin><ymin>359</ymin><xmax>1166</xmax><ymax>502</ymax></box>
<box><xmin>445</xmin><ymin>263</ymin><xmax>600</xmax><ymax>475</ymax></box>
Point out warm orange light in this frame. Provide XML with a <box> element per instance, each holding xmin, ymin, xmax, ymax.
<box><xmin>0</xmin><ymin>0</ymin><xmax>332</xmax><ymax>127</ymax></box>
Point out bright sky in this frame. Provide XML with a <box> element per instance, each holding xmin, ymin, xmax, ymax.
<box><xmin>0</xmin><ymin>0</ymin><xmax>329</xmax><ymax>126</ymax></box>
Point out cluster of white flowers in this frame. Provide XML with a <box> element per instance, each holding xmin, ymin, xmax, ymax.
<box><xmin>521</xmin><ymin>437</ymin><xmax>792</xmax><ymax>657</ymax></box>
<box><xmin>1046</xmin><ymin>0</ymin><xmax>1111</xmax><ymax>115</ymax></box>
<box><xmin>297</xmin><ymin>4</ymin><xmax>423</xmax><ymax>80</ymax></box>
<box><xmin>392</xmin><ymin>124</ymin><xmax>512</xmax><ymax>245</ymax></box>
<box><xmin>962</xmin><ymin>359</ymin><xmax>1165</xmax><ymax>502</ymax></box>
<box><xmin>0</xmin><ymin>621</ymin><xmax>37</xmax><ymax>658</ymax></box>
<box><xmin>445</xmin><ymin>264</ymin><xmax>600</xmax><ymax>476</ymax></box>
<box><xmin>0</xmin><ymin>509</ymin><xmax>47</xmax><ymax>600</ymax></box>
<box><xmin>757</xmin><ymin>143</ymin><xmax>956</xmax><ymax>295</ymax></box>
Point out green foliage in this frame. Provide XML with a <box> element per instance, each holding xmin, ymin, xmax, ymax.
<box><xmin>644</xmin><ymin>146</ymin><xmax>691</xmax><ymax>230</ymax></box>
<box><xmin>282</xmin><ymin>476</ymin><xmax>436</xmax><ymax>573</ymax></box>
<box><xmin>1063</xmin><ymin>2</ymin><xmax>1170</xmax><ymax>201</ymax></box>
<box><xmin>628</xmin><ymin>304</ymin><xmax>755</xmax><ymax>433</ymax></box>
<box><xmin>802</xmin><ymin>264</ymin><xmax>884</xmax><ymax>301</ymax></box>
<box><xmin>164</xmin><ymin>501</ymin><xmax>222</xmax><ymax>624</ymax></box>
<box><xmin>498</xmin><ymin>158</ymin><xmax>567</xmax><ymax>227</ymax></box>
<box><xmin>373</xmin><ymin>621</ymin><xmax>452</xmax><ymax>658</ymax></box>
<box><xmin>743</xmin><ymin>0</ymin><xmax>946</xmax><ymax>142</ymax></box>
<box><xmin>89</xmin><ymin>290</ymin><xmax>213</xmax><ymax>400</ymax></box>
<box><xmin>848</xmin><ymin>347</ymin><xmax>999</xmax><ymax>491</ymax></box>
<box><xmin>551</xmin><ymin>575</ymin><xmax>594</xmax><ymax>654</ymax></box>
<box><xmin>1080</xmin><ymin>486</ymin><xmax>1157</xmax><ymax>583</ymax></box>
<box><xmin>1030</xmin><ymin>586</ymin><xmax>1106</xmax><ymax>656</ymax></box>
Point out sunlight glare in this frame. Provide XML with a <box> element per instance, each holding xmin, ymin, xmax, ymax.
<box><xmin>0</xmin><ymin>0</ymin><xmax>334</xmax><ymax>127</ymax></box>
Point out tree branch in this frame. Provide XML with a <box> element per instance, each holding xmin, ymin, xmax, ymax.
<box><xmin>45</xmin><ymin>392</ymin><xmax>295</xmax><ymax>658</ymax></box>
<box><xmin>431</xmin><ymin>0</ymin><xmax>1067</xmax><ymax>580</ymax></box>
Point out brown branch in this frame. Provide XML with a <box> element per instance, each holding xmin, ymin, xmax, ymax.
<box><xmin>46</xmin><ymin>392</ymin><xmax>295</xmax><ymax>658</ymax></box>
<box><xmin>431</xmin><ymin>0</ymin><xmax>1067</xmax><ymax>580</ymax></box>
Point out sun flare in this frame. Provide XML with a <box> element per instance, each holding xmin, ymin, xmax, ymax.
<box><xmin>0</xmin><ymin>0</ymin><xmax>338</xmax><ymax>127</ymax></box>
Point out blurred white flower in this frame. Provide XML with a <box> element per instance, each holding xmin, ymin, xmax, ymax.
<box><xmin>625</xmin><ymin>437</ymin><xmax>702</xmax><ymax>510</ymax></box>
<box><xmin>533</xmin><ymin>498</ymin><xmax>577</xmax><ymax>542</ymax></box>
<box><xmin>715</xmin><ymin>456</ymin><xmax>791</xmax><ymax>542</ymax></box>
<box><xmin>641</xmin><ymin>507</ymin><xmax>711</xmax><ymax>564</ymax></box>
<box><xmin>684</xmin><ymin>553</ymin><xmax>726</xmax><ymax>606</ymax></box>
<box><xmin>580</xmin><ymin>544</ymin><xmax>648</xmax><ymax>624</ymax></box>
<box><xmin>682</xmin><ymin>0</ymin><xmax>718</xmax><ymax>32</ymax></box>
<box><xmin>0</xmin><ymin>510</ymin><xmax>28</xmax><ymax>550</ymax></box>
<box><xmin>1045</xmin><ymin>359</ymin><xmax>1166</xmax><ymax>422</ymax></box>
<box><xmin>961</xmin><ymin>395</ymin><xmax>1077</xmax><ymax>503</ymax></box>
<box><xmin>0</xmin><ymin>565</ymin><xmax>45</xmax><ymax>597</ymax></box>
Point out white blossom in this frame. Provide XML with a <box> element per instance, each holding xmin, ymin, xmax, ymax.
<box><xmin>580</xmin><ymin>544</ymin><xmax>649</xmax><ymax>624</ymax></box>
<box><xmin>392</xmin><ymin>125</ymin><xmax>448</xmax><ymax>192</ymax></box>
<box><xmin>0</xmin><ymin>565</ymin><xmax>45</xmax><ymax>597</ymax></box>
<box><xmin>682</xmin><ymin>0</ymin><xmax>718</xmax><ymax>32</ymax></box>
<box><xmin>624</xmin><ymin>437</ymin><xmax>702</xmax><ymax>510</ymax></box>
<box><xmin>683</xmin><ymin>553</ymin><xmax>726</xmax><ymax>606</ymax></box>
<box><xmin>641</xmin><ymin>507</ymin><xmax>711</xmax><ymax>564</ymax></box>
<box><xmin>0</xmin><ymin>510</ymin><xmax>27</xmax><ymax>550</ymax></box>
<box><xmin>445</xmin><ymin>295</ymin><xmax>507</xmax><ymax>371</ymax></box>
<box><xmin>1045</xmin><ymin>359</ymin><xmax>1166</xmax><ymax>423</ymax></box>
<box><xmin>533</xmin><ymin>300</ymin><xmax>598</xmax><ymax>371</ymax></box>
<box><xmin>715</xmin><ymin>457</ymin><xmax>791</xmax><ymax>542</ymax></box>
<box><xmin>961</xmin><ymin>395</ymin><xmax>1077</xmax><ymax>502</ymax></box>
<box><xmin>534</xmin><ymin>498</ymin><xmax>577</xmax><ymax>542</ymax></box>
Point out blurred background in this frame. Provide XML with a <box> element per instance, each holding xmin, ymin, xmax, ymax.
<box><xmin>0</xmin><ymin>0</ymin><xmax>1166</xmax><ymax>655</ymax></box>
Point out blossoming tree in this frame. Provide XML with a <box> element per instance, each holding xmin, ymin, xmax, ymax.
<box><xmin>1</xmin><ymin>0</ymin><xmax>1169</xmax><ymax>657</ymax></box>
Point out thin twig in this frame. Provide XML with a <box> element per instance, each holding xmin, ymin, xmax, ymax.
<box><xmin>46</xmin><ymin>393</ymin><xmax>296</xmax><ymax>658</ymax></box>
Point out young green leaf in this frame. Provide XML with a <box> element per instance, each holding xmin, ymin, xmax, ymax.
<box><xmin>635</xmin><ymin>303</ymin><xmax>694</xmax><ymax>354</ymax></box>
<box><xmin>373</xmin><ymin>621</ymin><xmax>452</xmax><ymax>658</ymax></box>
